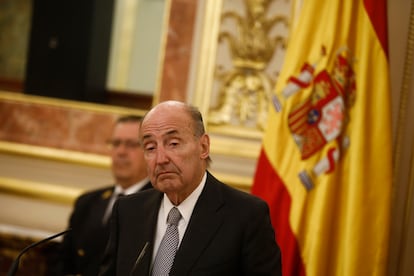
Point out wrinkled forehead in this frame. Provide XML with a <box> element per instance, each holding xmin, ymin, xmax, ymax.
<box><xmin>140</xmin><ymin>106</ymin><xmax>193</xmax><ymax>138</ymax></box>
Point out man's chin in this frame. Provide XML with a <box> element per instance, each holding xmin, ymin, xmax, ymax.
<box><xmin>114</xmin><ymin>172</ymin><xmax>132</xmax><ymax>181</ymax></box>
<box><xmin>156</xmin><ymin>171</ymin><xmax>176</xmax><ymax>179</ymax></box>
<box><xmin>155</xmin><ymin>174</ymin><xmax>178</xmax><ymax>187</ymax></box>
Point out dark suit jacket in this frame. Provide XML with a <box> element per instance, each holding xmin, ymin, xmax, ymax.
<box><xmin>99</xmin><ymin>172</ymin><xmax>282</xmax><ymax>276</ymax></box>
<box><xmin>59</xmin><ymin>182</ymin><xmax>152</xmax><ymax>276</ymax></box>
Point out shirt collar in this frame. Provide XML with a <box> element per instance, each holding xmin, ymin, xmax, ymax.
<box><xmin>114</xmin><ymin>177</ymin><xmax>150</xmax><ymax>196</ymax></box>
<box><xmin>161</xmin><ymin>172</ymin><xmax>207</xmax><ymax>225</ymax></box>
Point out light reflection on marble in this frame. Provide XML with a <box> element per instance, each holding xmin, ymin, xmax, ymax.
<box><xmin>159</xmin><ymin>0</ymin><xmax>198</xmax><ymax>102</ymax></box>
<box><xmin>0</xmin><ymin>101</ymin><xmax>116</xmax><ymax>155</ymax></box>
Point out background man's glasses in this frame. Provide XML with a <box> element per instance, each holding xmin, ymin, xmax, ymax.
<box><xmin>106</xmin><ymin>139</ymin><xmax>140</xmax><ymax>149</ymax></box>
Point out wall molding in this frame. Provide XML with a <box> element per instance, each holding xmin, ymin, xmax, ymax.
<box><xmin>0</xmin><ymin>141</ymin><xmax>110</xmax><ymax>168</ymax></box>
<box><xmin>0</xmin><ymin>176</ymin><xmax>82</xmax><ymax>205</ymax></box>
<box><xmin>0</xmin><ymin>90</ymin><xmax>147</xmax><ymax>116</ymax></box>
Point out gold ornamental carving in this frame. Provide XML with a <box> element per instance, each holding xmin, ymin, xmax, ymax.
<box><xmin>208</xmin><ymin>0</ymin><xmax>289</xmax><ymax>130</ymax></box>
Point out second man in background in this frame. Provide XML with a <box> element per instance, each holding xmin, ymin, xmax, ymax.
<box><xmin>59</xmin><ymin>115</ymin><xmax>151</xmax><ymax>276</ymax></box>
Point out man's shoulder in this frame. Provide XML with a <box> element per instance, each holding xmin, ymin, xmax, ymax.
<box><xmin>141</xmin><ymin>181</ymin><xmax>153</xmax><ymax>191</ymax></box>
<box><xmin>76</xmin><ymin>185</ymin><xmax>114</xmax><ymax>203</ymax></box>
<box><xmin>119</xmin><ymin>188</ymin><xmax>161</xmax><ymax>208</ymax></box>
<box><xmin>126</xmin><ymin>187</ymin><xmax>160</xmax><ymax>200</ymax></box>
<box><xmin>206</xmin><ymin>171</ymin><xmax>265</xmax><ymax>205</ymax></box>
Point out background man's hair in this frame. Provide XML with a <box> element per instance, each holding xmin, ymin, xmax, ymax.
<box><xmin>116</xmin><ymin>115</ymin><xmax>142</xmax><ymax>124</ymax></box>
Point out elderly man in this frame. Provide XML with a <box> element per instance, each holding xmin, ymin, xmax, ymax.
<box><xmin>99</xmin><ymin>101</ymin><xmax>282</xmax><ymax>276</ymax></box>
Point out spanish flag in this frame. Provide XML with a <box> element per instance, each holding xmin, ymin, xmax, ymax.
<box><xmin>251</xmin><ymin>0</ymin><xmax>392</xmax><ymax>275</ymax></box>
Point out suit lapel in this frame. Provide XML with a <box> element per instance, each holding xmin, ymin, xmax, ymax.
<box><xmin>171</xmin><ymin>172</ymin><xmax>225</xmax><ymax>275</ymax></box>
<box><xmin>129</xmin><ymin>191</ymin><xmax>162</xmax><ymax>276</ymax></box>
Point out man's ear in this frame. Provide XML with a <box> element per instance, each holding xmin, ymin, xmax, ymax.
<box><xmin>199</xmin><ymin>134</ymin><xmax>210</xmax><ymax>159</ymax></box>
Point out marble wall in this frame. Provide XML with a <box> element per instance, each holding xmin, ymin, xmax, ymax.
<box><xmin>0</xmin><ymin>98</ymin><xmax>116</xmax><ymax>154</ymax></box>
<box><xmin>158</xmin><ymin>0</ymin><xmax>197</xmax><ymax>102</ymax></box>
<box><xmin>0</xmin><ymin>0</ymin><xmax>198</xmax><ymax>154</ymax></box>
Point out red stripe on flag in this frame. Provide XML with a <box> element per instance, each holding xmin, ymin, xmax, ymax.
<box><xmin>251</xmin><ymin>149</ymin><xmax>306</xmax><ymax>276</ymax></box>
<box><xmin>363</xmin><ymin>0</ymin><xmax>388</xmax><ymax>56</ymax></box>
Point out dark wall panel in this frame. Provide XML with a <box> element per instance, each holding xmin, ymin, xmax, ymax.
<box><xmin>25</xmin><ymin>0</ymin><xmax>114</xmax><ymax>103</ymax></box>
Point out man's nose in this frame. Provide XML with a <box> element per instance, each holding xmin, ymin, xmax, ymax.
<box><xmin>155</xmin><ymin>146</ymin><xmax>169</xmax><ymax>163</ymax></box>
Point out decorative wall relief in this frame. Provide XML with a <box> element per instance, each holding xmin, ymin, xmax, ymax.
<box><xmin>190</xmin><ymin>0</ymin><xmax>292</xmax><ymax>182</ymax></box>
<box><xmin>192</xmin><ymin>0</ymin><xmax>292</xmax><ymax>162</ymax></box>
<box><xmin>208</xmin><ymin>0</ymin><xmax>290</xmax><ymax>132</ymax></box>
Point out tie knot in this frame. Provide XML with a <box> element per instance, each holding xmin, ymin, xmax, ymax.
<box><xmin>167</xmin><ymin>207</ymin><xmax>181</xmax><ymax>226</ymax></box>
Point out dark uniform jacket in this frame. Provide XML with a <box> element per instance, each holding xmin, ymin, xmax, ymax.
<box><xmin>59</xmin><ymin>182</ymin><xmax>152</xmax><ymax>276</ymax></box>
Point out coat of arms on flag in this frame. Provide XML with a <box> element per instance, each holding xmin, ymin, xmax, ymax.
<box><xmin>273</xmin><ymin>47</ymin><xmax>356</xmax><ymax>189</ymax></box>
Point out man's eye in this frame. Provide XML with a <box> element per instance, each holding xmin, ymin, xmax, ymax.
<box><xmin>144</xmin><ymin>145</ymin><xmax>155</xmax><ymax>152</ymax></box>
<box><xmin>169</xmin><ymin>142</ymin><xmax>179</xmax><ymax>147</ymax></box>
